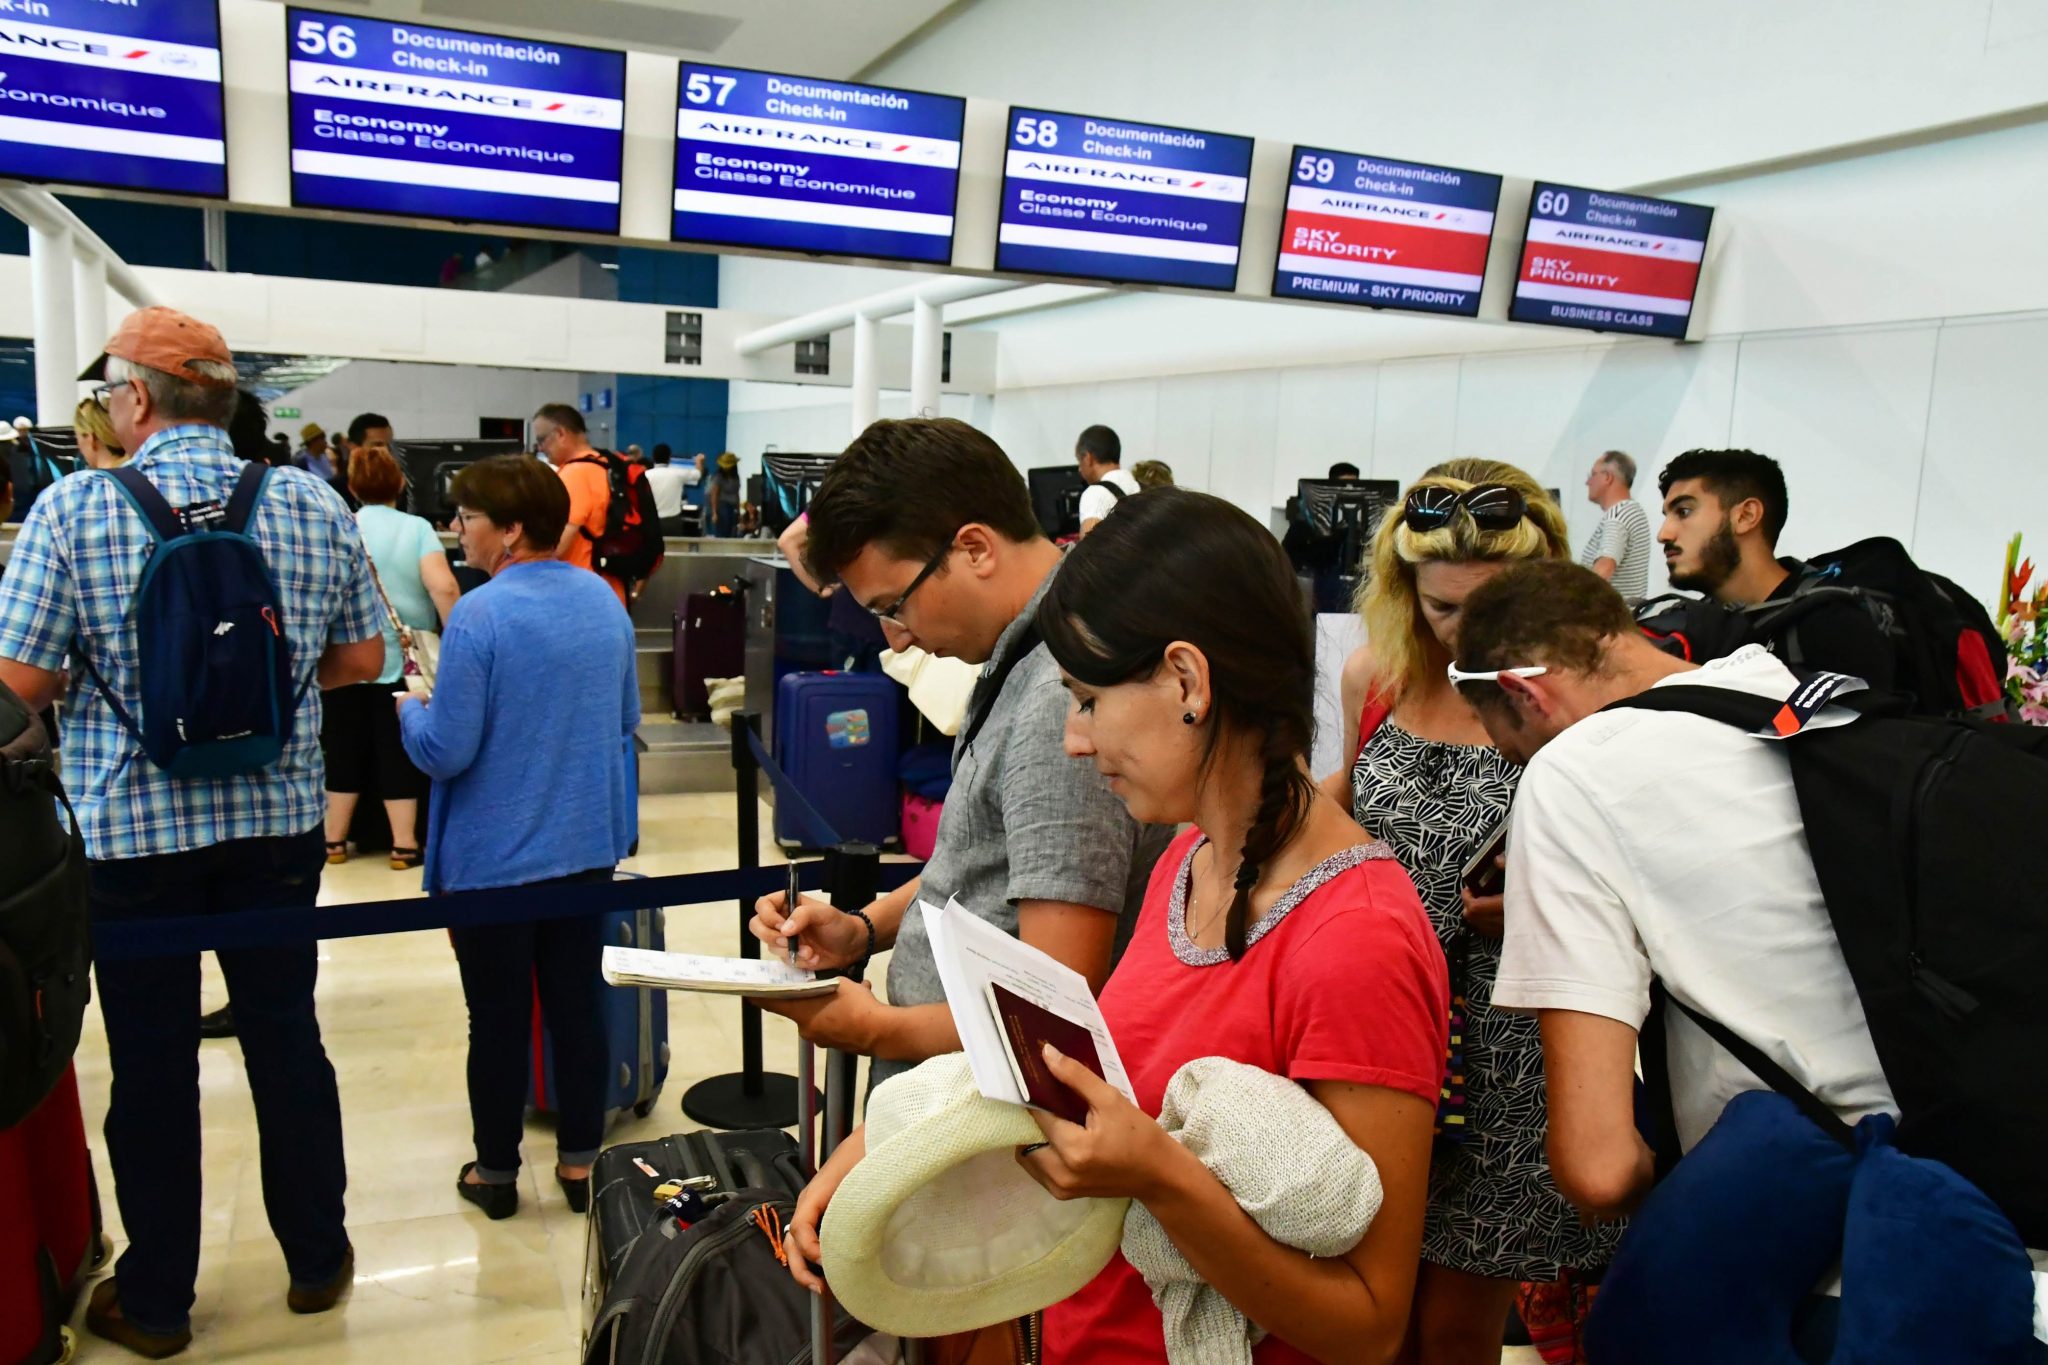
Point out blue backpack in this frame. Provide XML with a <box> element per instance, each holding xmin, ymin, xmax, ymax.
<box><xmin>79</xmin><ymin>463</ymin><xmax>306</xmax><ymax>780</ymax></box>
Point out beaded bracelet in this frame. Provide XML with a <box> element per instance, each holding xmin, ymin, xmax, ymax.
<box><xmin>843</xmin><ymin>905</ymin><xmax>877</xmax><ymax>973</ymax></box>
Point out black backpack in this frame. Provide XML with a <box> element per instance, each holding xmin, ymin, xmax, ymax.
<box><xmin>573</xmin><ymin>451</ymin><xmax>667</xmax><ymax>587</ymax></box>
<box><xmin>1634</xmin><ymin>537</ymin><xmax>2010</xmax><ymax>718</ymax></box>
<box><xmin>584</xmin><ymin>1189</ymin><xmax>869</xmax><ymax>1365</ymax></box>
<box><xmin>0</xmin><ymin>678</ymin><xmax>90</xmax><ymax>1131</ymax></box>
<box><xmin>1615</xmin><ymin>682</ymin><xmax>2048</xmax><ymax>1246</ymax></box>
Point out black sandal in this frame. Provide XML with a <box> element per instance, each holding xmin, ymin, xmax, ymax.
<box><xmin>389</xmin><ymin>846</ymin><xmax>423</xmax><ymax>871</ymax></box>
<box><xmin>325</xmin><ymin>840</ymin><xmax>349</xmax><ymax>865</ymax></box>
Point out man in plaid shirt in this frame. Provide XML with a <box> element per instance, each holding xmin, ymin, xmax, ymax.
<box><xmin>0</xmin><ymin>307</ymin><xmax>385</xmax><ymax>1357</ymax></box>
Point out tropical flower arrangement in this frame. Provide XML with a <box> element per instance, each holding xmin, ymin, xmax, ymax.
<box><xmin>2000</xmin><ymin>534</ymin><xmax>2047</xmax><ymax>725</ymax></box>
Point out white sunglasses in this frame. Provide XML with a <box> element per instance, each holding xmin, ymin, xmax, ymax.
<box><xmin>1446</xmin><ymin>663</ymin><xmax>1548</xmax><ymax>686</ymax></box>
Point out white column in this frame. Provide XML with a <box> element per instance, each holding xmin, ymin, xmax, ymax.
<box><xmin>849</xmin><ymin>311</ymin><xmax>880</xmax><ymax>437</ymax></box>
<box><xmin>28</xmin><ymin>224</ymin><xmax>78</xmax><ymax>426</ymax></box>
<box><xmin>72</xmin><ymin>250</ymin><xmax>109</xmax><ymax>371</ymax></box>
<box><xmin>909</xmin><ymin>296</ymin><xmax>941</xmax><ymax>419</ymax></box>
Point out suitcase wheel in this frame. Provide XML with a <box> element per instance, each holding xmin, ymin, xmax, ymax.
<box><xmin>633</xmin><ymin>1097</ymin><xmax>656</xmax><ymax>1119</ymax></box>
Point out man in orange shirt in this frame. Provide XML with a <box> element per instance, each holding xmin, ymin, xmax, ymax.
<box><xmin>531</xmin><ymin>403</ymin><xmax>626</xmax><ymax>606</ymax></box>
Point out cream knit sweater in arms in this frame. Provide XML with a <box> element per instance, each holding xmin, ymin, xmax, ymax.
<box><xmin>1123</xmin><ymin>1058</ymin><xmax>1385</xmax><ymax>1365</ymax></box>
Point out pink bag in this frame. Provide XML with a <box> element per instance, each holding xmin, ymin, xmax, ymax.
<box><xmin>901</xmin><ymin>791</ymin><xmax>943</xmax><ymax>861</ymax></box>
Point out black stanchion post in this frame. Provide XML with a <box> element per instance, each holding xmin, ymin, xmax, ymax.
<box><xmin>822</xmin><ymin>840</ymin><xmax>879</xmax><ymax>1148</ymax></box>
<box><xmin>681</xmin><ymin>712</ymin><xmax>811</xmax><ymax>1130</ymax></box>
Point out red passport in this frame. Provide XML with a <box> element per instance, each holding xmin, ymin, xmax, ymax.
<box><xmin>986</xmin><ymin>982</ymin><xmax>1106</xmax><ymax>1125</ymax></box>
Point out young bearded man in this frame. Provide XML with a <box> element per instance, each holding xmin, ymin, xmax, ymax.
<box><xmin>1656</xmin><ymin>448</ymin><xmax>1894</xmax><ymax>688</ymax></box>
<box><xmin>748</xmin><ymin>417</ymin><xmax>1169</xmax><ymax>1089</ymax></box>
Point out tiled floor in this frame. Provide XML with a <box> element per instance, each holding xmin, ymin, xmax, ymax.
<box><xmin>60</xmin><ymin>793</ymin><xmax>1542</xmax><ymax>1363</ymax></box>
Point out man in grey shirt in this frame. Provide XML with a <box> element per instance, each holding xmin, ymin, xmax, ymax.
<box><xmin>750</xmin><ymin>417</ymin><xmax>1168</xmax><ymax>1089</ymax></box>
<box><xmin>1579</xmin><ymin>449</ymin><xmax>1654</xmax><ymax>602</ymax></box>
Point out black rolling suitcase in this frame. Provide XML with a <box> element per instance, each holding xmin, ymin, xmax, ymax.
<box><xmin>581</xmin><ymin>1048</ymin><xmax>870</xmax><ymax>1365</ymax></box>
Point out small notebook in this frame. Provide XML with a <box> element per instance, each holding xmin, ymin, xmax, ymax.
<box><xmin>601</xmin><ymin>947</ymin><xmax>837</xmax><ymax>997</ymax></box>
<box><xmin>986</xmin><ymin>982</ymin><xmax>1105</xmax><ymax>1125</ymax></box>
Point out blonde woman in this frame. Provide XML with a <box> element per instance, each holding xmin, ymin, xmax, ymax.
<box><xmin>74</xmin><ymin>395</ymin><xmax>127</xmax><ymax>469</ymax></box>
<box><xmin>1327</xmin><ymin>460</ymin><xmax>1620</xmax><ymax>1364</ymax></box>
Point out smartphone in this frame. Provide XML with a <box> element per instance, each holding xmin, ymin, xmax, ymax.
<box><xmin>1458</xmin><ymin>818</ymin><xmax>1510</xmax><ymax>898</ymax></box>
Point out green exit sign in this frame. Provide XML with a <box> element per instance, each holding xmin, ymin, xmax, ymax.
<box><xmin>275</xmin><ymin>406</ymin><xmax>301</xmax><ymax>419</ymax></box>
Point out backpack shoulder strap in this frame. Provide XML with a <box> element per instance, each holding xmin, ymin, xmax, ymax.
<box><xmin>1604</xmin><ymin>681</ymin><xmax>1783</xmax><ymax>731</ymax></box>
<box><xmin>222</xmin><ymin>461</ymin><xmax>272</xmax><ymax>534</ymax></box>
<box><xmin>1655</xmin><ymin>982</ymin><xmax>1857</xmax><ymax>1152</ymax></box>
<box><xmin>106</xmin><ymin>465</ymin><xmax>182</xmax><ymax>544</ymax></box>
<box><xmin>1103</xmin><ymin>480</ymin><xmax>1128</xmax><ymax>504</ymax></box>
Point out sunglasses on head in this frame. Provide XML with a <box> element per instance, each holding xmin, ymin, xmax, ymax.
<box><xmin>1402</xmin><ymin>483</ymin><xmax>1528</xmax><ymax>533</ymax></box>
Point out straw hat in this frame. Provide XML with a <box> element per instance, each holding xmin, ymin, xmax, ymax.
<box><xmin>821</xmin><ymin>1053</ymin><xmax>1128</xmax><ymax>1337</ymax></box>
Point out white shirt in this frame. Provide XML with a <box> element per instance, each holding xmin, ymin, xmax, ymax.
<box><xmin>1078</xmin><ymin>468</ymin><xmax>1140</xmax><ymax>526</ymax></box>
<box><xmin>642</xmin><ymin>464</ymin><xmax>688</xmax><ymax>519</ymax></box>
<box><xmin>1493</xmin><ymin>646</ymin><xmax>1894</xmax><ymax>1152</ymax></box>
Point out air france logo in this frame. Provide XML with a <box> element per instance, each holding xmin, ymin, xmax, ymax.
<box><xmin>1554</xmin><ymin>226</ymin><xmax>1661</xmax><ymax>251</ymax></box>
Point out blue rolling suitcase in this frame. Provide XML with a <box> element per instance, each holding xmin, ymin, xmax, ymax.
<box><xmin>529</xmin><ymin>872</ymin><xmax>670</xmax><ymax>1127</ymax></box>
<box><xmin>773</xmin><ymin>671</ymin><xmax>901</xmax><ymax>850</ymax></box>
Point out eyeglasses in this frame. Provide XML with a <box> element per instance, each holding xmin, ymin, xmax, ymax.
<box><xmin>89</xmin><ymin>383</ymin><xmax>121</xmax><ymax>408</ymax></box>
<box><xmin>1402</xmin><ymin>483</ymin><xmax>1528</xmax><ymax>533</ymax></box>
<box><xmin>865</xmin><ymin>534</ymin><xmax>959</xmax><ymax>627</ymax></box>
<box><xmin>1446</xmin><ymin>663</ymin><xmax>1548</xmax><ymax>686</ymax></box>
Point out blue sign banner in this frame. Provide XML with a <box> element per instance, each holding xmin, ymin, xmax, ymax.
<box><xmin>0</xmin><ymin>1</ymin><xmax>226</xmax><ymax>198</ymax></box>
<box><xmin>1272</xmin><ymin>146</ymin><xmax>1502</xmax><ymax>317</ymax></box>
<box><xmin>286</xmin><ymin>7</ymin><xmax>626</xmax><ymax>235</ymax></box>
<box><xmin>671</xmin><ymin>63</ymin><xmax>964</xmax><ymax>266</ymax></box>
<box><xmin>995</xmin><ymin>106</ymin><xmax>1254</xmax><ymax>291</ymax></box>
<box><xmin>1509</xmin><ymin>181</ymin><xmax>1713</xmax><ymax>339</ymax></box>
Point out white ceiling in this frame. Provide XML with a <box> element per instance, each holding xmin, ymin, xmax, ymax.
<box><xmin>264</xmin><ymin>0</ymin><xmax>961</xmax><ymax>77</ymax></box>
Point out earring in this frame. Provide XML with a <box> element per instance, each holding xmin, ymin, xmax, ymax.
<box><xmin>1183</xmin><ymin>712</ymin><xmax>1197</xmax><ymax>725</ymax></box>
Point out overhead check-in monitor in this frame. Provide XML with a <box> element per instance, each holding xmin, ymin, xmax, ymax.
<box><xmin>996</xmin><ymin>106</ymin><xmax>1254</xmax><ymax>291</ymax></box>
<box><xmin>285</xmin><ymin>9</ymin><xmax>626</xmax><ymax>234</ymax></box>
<box><xmin>0</xmin><ymin>0</ymin><xmax>227</xmax><ymax>197</ymax></box>
<box><xmin>1272</xmin><ymin>147</ymin><xmax>1502</xmax><ymax>317</ymax></box>
<box><xmin>1509</xmin><ymin>182</ymin><xmax>1713</xmax><ymax>339</ymax></box>
<box><xmin>672</xmin><ymin>64</ymin><xmax>965</xmax><ymax>266</ymax></box>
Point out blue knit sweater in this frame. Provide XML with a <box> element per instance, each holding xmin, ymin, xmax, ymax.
<box><xmin>399</xmin><ymin>559</ymin><xmax>639</xmax><ymax>894</ymax></box>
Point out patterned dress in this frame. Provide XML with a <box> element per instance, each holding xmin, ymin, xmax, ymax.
<box><xmin>1352</xmin><ymin>720</ymin><xmax>1624</xmax><ymax>1280</ymax></box>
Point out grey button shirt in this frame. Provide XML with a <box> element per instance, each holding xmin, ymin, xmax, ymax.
<box><xmin>874</xmin><ymin>560</ymin><xmax>1171</xmax><ymax>1090</ymax></box>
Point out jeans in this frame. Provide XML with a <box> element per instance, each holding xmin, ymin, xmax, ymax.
<box><xmin>88</xmin><ymin>826</ymin><xmax>348</xmax><ymax>1333</ymax></box>
<box><xmin>447</xmin><ymin>869</ymin><xmax>611</xmax><ymax>1180</ymax></box>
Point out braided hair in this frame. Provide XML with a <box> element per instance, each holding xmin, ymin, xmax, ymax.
<box><xmin>1040</xmin><ymin>487</ymin><xmax>1317</xmax><ymax>961</ymax></box>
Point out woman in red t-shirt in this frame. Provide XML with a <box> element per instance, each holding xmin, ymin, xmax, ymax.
<box><xmin>1020</xmin><ymin>488</ymin><xmax>1449</xmax><ymax>1364</ymax></box>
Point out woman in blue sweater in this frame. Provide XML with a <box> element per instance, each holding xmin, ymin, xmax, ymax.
<box><xmin>398</xmin><ymin>454</ymin><xmax>639</xmax><ymax>1220</ymax></box>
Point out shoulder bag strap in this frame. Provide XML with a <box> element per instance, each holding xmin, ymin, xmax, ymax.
<box><xmin>959</xmin><ymin>621</ymin><xmax>1043</xmax><ymax>755</ymax></box>
<box><xmin>361</xmin><ymin>552</ymin><xmax>415</xmax><ymax>655</ymax></box>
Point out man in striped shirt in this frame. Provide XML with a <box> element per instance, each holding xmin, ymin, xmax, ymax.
<box><xmin>1579</xmin><ymin>449</ymin><xmax>1654</xmax><ymax>601</ymax></box>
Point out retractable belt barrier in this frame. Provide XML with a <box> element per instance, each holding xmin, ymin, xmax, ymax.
<box><xmin>91</xmin><ymin>861</ymin><xmax>921</xmax><ymax>963</ymax></box>
<box><xmin>92</xmin><ymin>715</ymin><xmax>921</xmax><ymax>964</ymax></box>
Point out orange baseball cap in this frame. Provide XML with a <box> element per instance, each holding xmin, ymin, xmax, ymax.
<box><xmin>79</xmin><ymin>306</ymin><xmax>236</xmax><ymax>388</ymax></box>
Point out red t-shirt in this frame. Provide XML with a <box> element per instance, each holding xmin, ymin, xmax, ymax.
<box><xmin>1043</xmin><ymin>827</ymin><xmax>1448</xmax><ymax>1365</ymax></box>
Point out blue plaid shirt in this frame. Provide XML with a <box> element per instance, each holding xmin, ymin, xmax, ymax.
<box><xmin>0</xmin><ymin>425</ymin><xmax>381</xmax><ymax>861</ymax></box>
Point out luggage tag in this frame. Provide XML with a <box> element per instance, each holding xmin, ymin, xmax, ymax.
<box><xmin>1766</xmin><ymin>672</ymin><xmax>1866</xmax><ymax>738</ymax></box>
